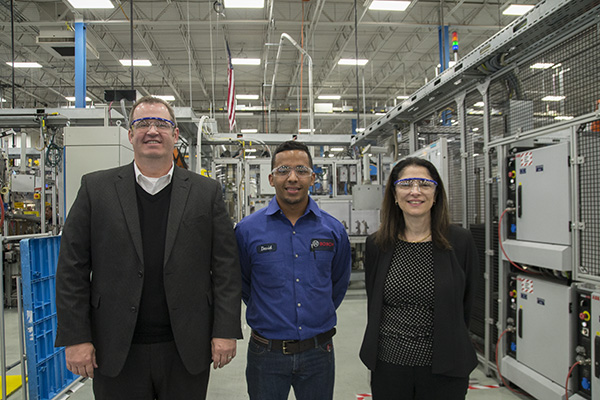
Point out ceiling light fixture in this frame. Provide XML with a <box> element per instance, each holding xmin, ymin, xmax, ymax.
<box><xmin>369</xmin><ymin>1</ymin><xmax>411</xmax><ymax>11</ymax></box>
<box><xmin>231</xmin><ymin>58</ymin><xmax>261</xmax><ymax>66</ymax></box>
<box><xmin>530</xmin><ymin>62</ymin><xmax>554</xmax><ymax>69</ymax></box>
<box><xmin>224</xmin><ymin>0</ymin><xmax>264</xmax><ymax>8</ymax></box>
<box><xmin>66</xmin><ymin>0</ymin><xmax>114</xmax><ymax>8</ymax></box>
<box><xmin>236</xmin><ymin>94</ymin><xmax>259</xmax><ymax>100</ymax></box>
<box><xmin>153</xmin><ymin>95</ymin><xmax>175</xmax><ymax>101</ymax></box>
<box><xmin>397</xmin><ymin>95</ymin><xmax>409</xmax><ymax>100</ymax></box>
<box><xmin>241</xmin><ymin>129</ymin><xmax>258</xmax><ymax>133</ymax></box>
<box><xmin>541</xmin><ymin>95</ymin><xmax>566</xmax><ymax>101</ymax></box>
<box><xmin>503</xmin><ymin>4</ymin><xmax>535</xmax><ymax>15</ymax></box>
<box><xmin>330</xmin><ymin>147</ymin><xmax>345</xmax><ymax>152</ymax></box>
<box><xmin>318</xmin><ymin>95</ymin><xmax>341</xmax><ymax>100</ymax></box>
<box><xmin>338</xmin><ymin>59</ymin><xmax>369</xmax><ymax>66</ymax></box>
<box><xmin>6</xmin><ymin>62</ymin><xmax>42</xmax><ymax>68</ymax></box>
<box><xmin>65</xmin><ymin>96</ymin><xmax>92</xmax><ymax>102</ymax></box>
<box><xmin>120</xmin><ymin>59</ymin><xmax>152</xmax><ymax>67</ymax></box>
<box><xmin>474</xmin><ymin>102</ymin><xmax>485</xmax><ymax>107</ymax></box>
<box><xmin>298</xmin><ymin>128</ymin><xmax>314</xmax><ymax>133</ymax></box>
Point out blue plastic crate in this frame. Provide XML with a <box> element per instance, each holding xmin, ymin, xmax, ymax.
<box><xmin>21</xmin><ymin>236</ymin><xmax>76</xmax><ymax>400</ymax></box>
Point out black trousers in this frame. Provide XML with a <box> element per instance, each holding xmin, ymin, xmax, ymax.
<box><xmin>93</xmin><ymin>341</ymin><xmax>210</xmax><ymax>400</ymax></box>
<box><xmin>371</xmin><ymin>360</ymin><xmax>469</xmax><ymax>400</ymax></box>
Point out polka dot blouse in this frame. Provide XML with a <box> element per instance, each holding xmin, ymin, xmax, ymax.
<box><xmin>377</xmin><ymin>239</ymin><xmax>435</xmax><ymax>366</ymax></box>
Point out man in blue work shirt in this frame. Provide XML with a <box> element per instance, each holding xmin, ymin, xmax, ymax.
<box><xmin>235</xmin><ymin>140</ymin><xmax>352</xmax><ymax>400</ymax></box>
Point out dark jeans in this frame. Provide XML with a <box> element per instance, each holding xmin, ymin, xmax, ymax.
<box><xmin>93</xmin><ymin>341</ymin><xmax>210</xmax><ymax>400</ymax></box>
<box><xmin>371</xmin><ymin>360</ymin><xmax>469</xmax><ymax>400</ymax></box>
<box><xmin>246</xmin><ymin>337</ymin><xmax>335</xmax><ymax>400</ymax></box>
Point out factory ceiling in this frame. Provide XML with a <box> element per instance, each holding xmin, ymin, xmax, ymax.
<box><xmin>0</xmin><ymin>0</ymin><xmax>538</xmax><ymax>136</ymax></box>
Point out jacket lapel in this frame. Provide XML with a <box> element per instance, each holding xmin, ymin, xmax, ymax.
<box><xmin>164</xmin><ymin>167</ymin><xmax>191</xmax><ymax>266</ymax></box>
<box><xmin>115</xmin><ymin>163</ymin><xmax>144</xmax><ymax>265</ymax></box>
<box><xmin>374</xmin><ymin>248</ymin><xmax>394</xmax><ymax>297</ymax></box>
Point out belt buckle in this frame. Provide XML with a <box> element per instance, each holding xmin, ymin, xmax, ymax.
<box><xmin>282</xmin><ymin>340</ymin><xmax>293</xmax><ymax>355</ymax></box>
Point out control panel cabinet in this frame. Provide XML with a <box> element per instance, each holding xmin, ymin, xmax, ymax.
<box><xmin>513</xmin><ymin>275</ymin><xmax>575</xmax><ymax>387</ymax></box>
<box><xmin>575</xmin><ymin>285</ymin><xmax>600</xmax><ymax>400</ymax></box>
<box><xmin>514</xmin><ymin>142</ymin><xmax>571</xmax><ymax>245</ymax></box>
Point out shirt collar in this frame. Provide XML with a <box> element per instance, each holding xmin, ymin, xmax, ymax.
<box><xmin>265</xmin><ymin>195</ymin><xmax>321</xmax><ymax>218</ymax></box>
<box><xmin>133</xmin><ymin>162</ymin><xmax>174</xmax><ymax>183</ymax></box>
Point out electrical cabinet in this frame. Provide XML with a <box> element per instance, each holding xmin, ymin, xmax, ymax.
<box><xmin>502</xmin><ymin>275</ymin><xmax>576</xmax><ymax>399</ymax></box>
<box><xmin>515</xmin><ymin>142</ymin><xmax>570</xmax><ymax>246</ymax></box>
<box><xmin>502</xmin><ymin>141</ymin><xmax>572</xmax><ymax>271</ymax></box>
<box><xmin>63</xmin><ymin>126</ymin><xmax>133</xmax><ymax>215</ymax></box>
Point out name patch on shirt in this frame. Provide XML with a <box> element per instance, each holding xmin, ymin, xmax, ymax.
<box><xmin>257</xmin><ymin>243</ymin><xmax>277</xmax><ymax>254</ymax></box>
<box><xmin>310</xmin><ymin>239</ymin><xmax>335</xmax><ymax>252</ymax></box>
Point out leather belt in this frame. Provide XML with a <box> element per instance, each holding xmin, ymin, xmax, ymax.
<box><xmin>250</xmin><ymin>328</ymin><xmax>336</xmax><ymax>355</ymax></box>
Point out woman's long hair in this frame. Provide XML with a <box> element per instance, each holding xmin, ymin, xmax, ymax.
<box><xmin>375</xmin><ymin>157</ymin><xmax>451</xmax><ymax>251</ymax></box>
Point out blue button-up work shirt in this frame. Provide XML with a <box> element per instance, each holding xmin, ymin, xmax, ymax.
<box><xmin>235</xmin><ymin>196</ymin><xmax>352</xmax><ymax>341</ymax></box>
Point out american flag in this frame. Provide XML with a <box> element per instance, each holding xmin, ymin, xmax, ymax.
<box><xmin>226</xmin><ymin>41</ymin><xmax>236</xmax><ymax>132</ymax></box>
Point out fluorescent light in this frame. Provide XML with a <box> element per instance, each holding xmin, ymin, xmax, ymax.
<box><xmin>244</xmin><ymin>149</ymin><xmax>257</xmax><ymax>153</ymax></box>
<box><xmin>328</xmin><ymin>153</ymin><xmax>335</xmax><ymax>158</ymax></box>
<box><xmin>330</xmin><ymin>147</ymin><xmax>345</xmax><ymax>152</ymax></box>
<box><xmin>356</xmin><ymin>128</ymin><xmax>365</xmax><ymax>133</ymax></box>
<box><xmin>236</xmin><ymin>94</ymin><xmax>259</xmax><ymax>100</ymax></box>
<box><xmin>66</xmin><ymin>0</ymin><xmax>114</xmax><ymax>8</ymax></box>
<box><xmin>338</xmin><ymin>59</ymin><xmax>369</xmax><ymax>66</ymax></box>
<box><xmin>555</xmin><ymin>116</ymin><xmax>574</xmax><ymax>120</ymax></box>
<box><xmin>298</xmin><ymin>128</ymin><xmax>314</xmax><ymax>133</ymax></box>
<box><xmin>474</xmin><ymin>102</ymin><xmax>485</xmax><ymax>107</ymax></box>
<box><xmin>0</xmin><ymin>98</ymin><xmax>6</xmax><ymax>102</ymax></box>
<box><xmin>119</xmin><ymin>59</ymin><xmax>152</xmax><ymax>67</ymax></box>
<box><xmin>530</xmin><ymin>62</ymin><xmax>554</xmax><ymax>69</ymax></box>
<box><xmin>541</xmin><ymin>95</ymin><xmax>565</xmax><ymax>101</ymax></box>
<box><xmin>6</xmin><ymin>62</ymin><xmax>42</xmax><ymax>68</ymax></box>
<box><xmin>224</xmin><ymin>0</ymin><xmax>264</xmax><ymax>8</ymax></box>
<box><xmin>369</xmin><ymin>1</ymin><xmax>410</xmax><ymax>11</ymax></box>
<box><xmin>472</xmin><ymin>128</ymin><xmax>479</xmax><ymax>132</ymax></box>
<box><xmin>245</xmin><ymin>155</ymin><xmax>257</xmax><ymax>159</ymax></box>
<box><xmin>241</xmin><ymin>129</ymin><xmax>258</xmax><ymax>133</ymax></box>
<box><xmin>153</xmin><ymin>95</ymin><xmax>175</xmax><ymax>101</ymax></box>
<box><xmin>318</xmin><ymin>95</ymin><xmax>341</xmax><ymax>100</ymax></box>
<box><xmin>397</xmin><ymin>95</ymin><xmax>409</xmax><ymax>100</ymax></box>
<box><xmin>503</xmin><ymin>4</ymin><xmax>534</xmax><ymax>15</ymax></box>
<box><xmin>231</xmin><ymin>58</ymin><xmax>261</xmax><ymax>66</ymax></box>
<box><xmin>65</xmin><ymin>96</ymin><xmax>92</xmax><ymax>102</ymax></box>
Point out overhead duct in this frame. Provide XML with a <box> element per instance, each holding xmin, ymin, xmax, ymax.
<box><xmin>36</xmin><ymin>30</ymin><xmax>99</xmax><ymax>59</ymax></box>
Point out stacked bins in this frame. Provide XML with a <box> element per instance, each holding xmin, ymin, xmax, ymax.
<box><xmin>20</xmin><ymin>236</ymin><xmax>76</xmax><ymax>400</ymax></box>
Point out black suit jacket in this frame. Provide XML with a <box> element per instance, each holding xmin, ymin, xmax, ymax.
<box><xmin>55</xmin><ymin>163</ymin><xmax>242</xmax><ymax>377</ymax></box>
<box><xmin>359</xmin><ymin>225</ymin><xmax>479</xmax><ymax>378</ymax></box>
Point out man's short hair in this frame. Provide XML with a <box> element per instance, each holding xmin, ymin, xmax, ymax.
<box><xmin>129</xmin><ymin>95</ymin><xmax>177</xmax><ymax>128</ymax></box>
<box><xmin>271</xmin><ymin>141</ymin><xmax>313</xmax><ymax>169</ymax></box>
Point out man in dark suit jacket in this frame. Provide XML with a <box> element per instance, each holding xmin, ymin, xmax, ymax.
<box><xmin>55</xmin><ymin>95</ymin><xmax>242</xmax><ymax>399</ymax></box>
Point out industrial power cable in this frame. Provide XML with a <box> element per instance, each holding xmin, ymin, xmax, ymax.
<box><xmin>498</xmin><ymin>208</ymin><xmax>541</xmax><ymax>275</ymax></box>
<box><xmin>495</xmin><ymin>327</ymin><xmax>531</xmax><ymax>398</ymax></box>
<box><xmin>565</xmin><ymin>360</ymin><xmax>589</xmax><ymax>400</ymax></box>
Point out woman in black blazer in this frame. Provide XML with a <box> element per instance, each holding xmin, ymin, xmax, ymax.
<box><xmin>359</xmin><ymin>157</ymin><xmax>479</xmax><ymax>400</ymax></box>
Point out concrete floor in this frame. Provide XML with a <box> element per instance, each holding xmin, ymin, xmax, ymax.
<box><xmin>2</xmin><ymin>286</ymin><xmax>528</xmax><ymax>399</ymax></box>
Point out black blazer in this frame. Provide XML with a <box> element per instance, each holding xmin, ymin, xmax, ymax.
<box><xmin>55</xmin><ymin>163</ymin><xmax>242</xmax><ymax>377</ymax></box>
<box><xmin>359</xmin><ymin>225</ymin><xmax>479</xmax><ymax>378</ymax></box>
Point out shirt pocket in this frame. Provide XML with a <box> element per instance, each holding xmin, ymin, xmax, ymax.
<box><xmin>309</xmin><ymin>250</ymin><xmax>334</xmax><ymax>287</ymax></box>
<box><xmin>251</xmin><ymin>254</ymin><xmax>287</xmax><ymax>289</ymax></box>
